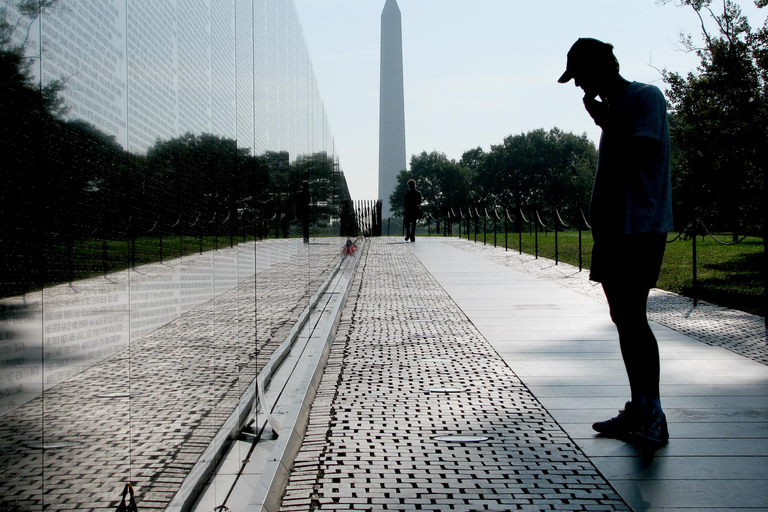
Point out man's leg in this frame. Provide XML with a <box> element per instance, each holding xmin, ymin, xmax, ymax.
<box><xmin>599</xmin><ymin>282</ymin><xmax>668</xmax><ymax>450</ymax></box>
<box><xmin>602</xmin><ymin>283</ymin><xmax>659</xmax><ymax>405</ymax></box>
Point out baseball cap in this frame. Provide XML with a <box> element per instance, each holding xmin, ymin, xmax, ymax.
<box><xmin>558</xmin><ymin>38</ymin><xmax>618</xmax><ymax>83</ymax></box>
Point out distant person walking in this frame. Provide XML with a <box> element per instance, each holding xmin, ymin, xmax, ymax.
<box><xmin>558</xmin><ymin>38</ymin><xmax>673</xmax><ymax>453</ymax></box>
<box><xmin>403</xmin><ymin>179</ymin><xmax>422</xmax><ymax>242</ymax></box>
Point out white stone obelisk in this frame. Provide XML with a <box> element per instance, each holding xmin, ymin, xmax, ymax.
<box><xmin>378</xmin><ymin>0</ymin><xmax>406</xmax><ymax>219</ymax></box>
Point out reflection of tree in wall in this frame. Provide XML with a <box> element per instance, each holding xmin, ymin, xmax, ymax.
<box><xmin>0</xmin><ymin>44</ymin><xmax>354</xmax><ymax>296</ymax></box>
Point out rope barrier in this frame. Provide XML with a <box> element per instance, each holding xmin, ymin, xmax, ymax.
<box><xmin>555</xmin><ymin>209</ymin><xmax>569</xmax><ymax>228</ymax></box>
<box><xmin>579</xmin><ymin>207</ymin><xmax>591</xmax><ymax>230</ymax></box>
<box><xmin>666</xmin><ymin>230</ymin><xmax>686</xmax><ymax>244</ymax></box>
<box><xmin>535</xmin><ymin>210</ymin><xmax>547</xmax><ymax>229</ymax></box>
<box><xmin>519</xmin><ymin>209</ymin><xmax>529</xmax><ymax>223</ymax></box>
<box><xmin>697</xmin><ymin>218</ymin><xmax>751</xmax><ymax>246</ymax></box>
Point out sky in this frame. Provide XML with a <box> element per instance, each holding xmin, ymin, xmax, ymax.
<box><xmin>292</xmin><ymin>0</ymin><xmax>765</xmax><ymax>202</ymax></box>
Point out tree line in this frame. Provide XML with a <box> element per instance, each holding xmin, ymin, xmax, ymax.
<box><xmin>392</xmin><ymin>0</ymin><xmax>766</xmax><ymax>239</ymax></box>
<box><xmin>389</xmin><ymin>129</ymin><xmax>597</xmax><ymax>229</ymax></box>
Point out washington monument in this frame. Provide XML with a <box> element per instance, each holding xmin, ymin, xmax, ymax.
<box><xmin>378</xmin><ymin>0</ymin><xmax>406</xmax><ymax>218</ymax></box>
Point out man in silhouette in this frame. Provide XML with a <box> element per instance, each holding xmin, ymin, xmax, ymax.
<box><xmin>403</xmin><ymin>179</ymin><xmax>422</xmax><ymax>242</ymax></box>
<box><xmin>558</xmin><ymin>38</ymin><xmax>673</xmax><ymax>452</ymax></box>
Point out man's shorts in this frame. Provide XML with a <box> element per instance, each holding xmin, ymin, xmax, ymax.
<box><xmin>589</xmin><ymin>233</ymin><xmax>668</xmax><ymax>288</ymax></box>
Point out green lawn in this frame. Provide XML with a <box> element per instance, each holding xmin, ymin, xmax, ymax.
<box><xmin>451</xmin><ymin>229</ymin><xmax>766</xmax><ymax>317</ymax></box>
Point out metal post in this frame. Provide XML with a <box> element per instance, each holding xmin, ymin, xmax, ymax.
<box><xmin>504</xmin><ymin>208</ymin><xmax>508</xmax><ymax>251</ymax></box>
<box><xmin>692</xmin><ymin>220</ymin><xmax>698</xmax><ymax>307</ymax></box>
<box><xmin>493</xmin><ymin>214</ymin><xmax>497</xmax><ymax>247</ymax></box>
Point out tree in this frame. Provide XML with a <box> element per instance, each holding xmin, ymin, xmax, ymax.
<box><xmin>475</xmin><ymin>128</ymin><xmax>596</xmax><ymax>222</ymax></box>
<box><xmin>661</xmin><ymin>0</ymin><xmax>766</xmax><ymax>234</ymax></box>
<box><xmin>388</xmin><ymin>151</ymin><xmax>471</xmax><ymax>219</ymax></box>
<box><xmin>1</xmin><ymin>1</ymin><xmax>61</xmax><ymax>51</ymax></box>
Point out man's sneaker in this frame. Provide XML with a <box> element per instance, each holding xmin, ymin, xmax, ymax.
<box><xmin>633</xmin><ymin>409</ymin><xmax>669</xmax><ymax>452</ymax></box>
<box><xmin>592</xmin><ymin>401</ymin><xmax>642</xmax><ymax>438</ymax></box>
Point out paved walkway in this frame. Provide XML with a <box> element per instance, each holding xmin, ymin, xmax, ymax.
<box><xmin>277</xmin><ymin>237</ymin><xmax>768</xmax><ymax>512</ymax></box>
<box><xmin>1</xmin><ymin>236</ymin><xmax>766</xmax><ymax>511</ymax></box>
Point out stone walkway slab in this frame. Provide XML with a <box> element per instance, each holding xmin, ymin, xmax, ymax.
<box><xmin>413</xmin><ymin>238</ymin><xmax>768</xmax><ymax>512</ymax></box>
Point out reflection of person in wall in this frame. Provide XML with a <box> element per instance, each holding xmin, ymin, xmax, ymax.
<box><xmin>403</xmin><ymin>179</ymin><xmax>423</xmax><ymax>242</ymax></box>
<box><xmin>558</xmin><ymin>38</ymin><xmax>673</xmax><ymax>453</ymax></box>
<box><xmin>300</xmin><ymin>180</ymin><xmax>310</xmax><ymax>243</ymax></box>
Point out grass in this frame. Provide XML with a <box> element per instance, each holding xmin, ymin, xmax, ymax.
<box><xmin>446</xmin><ymin>228</ymin><xmax>766</xmax><ymax>317</ymax></box>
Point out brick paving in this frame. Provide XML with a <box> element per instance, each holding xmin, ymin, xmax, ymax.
<box><xmin>279</xmin><ymin>239</ymin><xmax>630</xmax><ymax>511</ymax></box>
<box><xmin>441</xmin><ymin>238</ymin><xmax>768</xmax><ymax>365</ymax></box>
<box><xmin>0</xmin><ymin>239</ymin><xmax>346</xmax><ymax>512</ymax></box>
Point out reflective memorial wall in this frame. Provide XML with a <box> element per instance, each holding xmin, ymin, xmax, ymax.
<box><xmin>0</xmin><ymin>1</ymin><xmax>355</xmax><ymax>510</ymax></box>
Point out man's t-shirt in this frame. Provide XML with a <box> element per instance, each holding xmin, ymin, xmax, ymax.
<box><xmin>404</xmin><ymin>188</ymin><xmax>422</xmax><ymax>218</ymax></box>
<box><xmin>590</xmin><ymin>81</ymin><xmax>673</xmax><ymax>240</ymax></box>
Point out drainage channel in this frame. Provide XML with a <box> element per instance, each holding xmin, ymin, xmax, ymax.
<box><xmin>184</xmin><ymin>241</ymin><xmax>363</xmax><ymax>512</ymax></box>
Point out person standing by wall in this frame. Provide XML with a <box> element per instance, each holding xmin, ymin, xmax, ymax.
<box><xmin>403</xmin><ymin>179</ymin><xmax>422</xmax><ymax>242</ymax></box>
<box><xmin>558</xmin><ymin>38</ymin><xmax>674</xmax><ymax>453</ymax></box>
